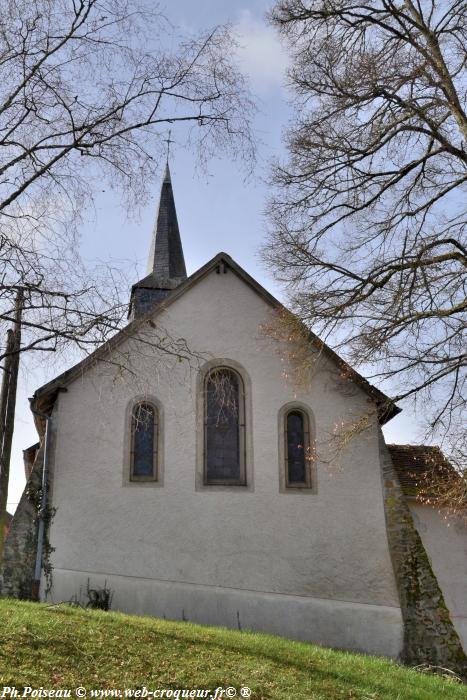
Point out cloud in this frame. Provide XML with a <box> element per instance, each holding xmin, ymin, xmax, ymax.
<box><xmin>234</xmin><ymin>10</ymin><xmax>289</xmax><ymax>92</ymax></box>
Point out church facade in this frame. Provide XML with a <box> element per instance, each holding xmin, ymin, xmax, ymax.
<box><xmin>2</xmin><ymin>167</ymin><xmax>466</xmax><ymax>672</ymax></box>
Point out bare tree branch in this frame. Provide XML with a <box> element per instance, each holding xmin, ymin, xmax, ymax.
<box><xmin>263</xmin><ymin>1</ymin><xmax>466</xmax><ymax>474</ymax></box>
<box><xmin>0</xmin><ymin>0</ymin><xmax>255</xmax><ymax>368</ymax></box>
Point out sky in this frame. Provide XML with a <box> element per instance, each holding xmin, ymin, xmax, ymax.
<box><xmin>6</xmin><ymin>0</ymin><xmax>421</xmax><ymax>514</ymax></box>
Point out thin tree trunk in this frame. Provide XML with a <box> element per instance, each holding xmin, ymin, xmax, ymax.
<box><xmin>0</xmin><ymin>290</ymin><xmax>23</xmax><ymax>565</ymax></box>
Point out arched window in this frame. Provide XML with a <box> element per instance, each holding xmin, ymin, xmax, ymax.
<box><xmin>130</xmin><ymin>402</ymin><xmax>158</xmax><ymax>480</ymax></box>
<box><xmin>284</xmin><ymin>408</ymin><xmax>312</xmax><ymax>488</ymax></box>
<box><xmin>204</xmin><ymin>367</ymin><xmax>246</xmax><ymax>485</ymax></box>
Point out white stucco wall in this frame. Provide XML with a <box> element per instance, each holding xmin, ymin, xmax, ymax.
<box><xmin>410</xmin><ymin>503</ymin><xmax>467</xmax><ymax>651</ymax></box>
<box><xmin>44</xmin><ymin>265</ymin><xmax>403</xmax><ymax>657</ymax></box>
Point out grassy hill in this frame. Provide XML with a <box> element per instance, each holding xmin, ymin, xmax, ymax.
<box><xmin>0</xmin><ymin>599</ymin><xmax>465</xmax><ymax>699</ymax></box>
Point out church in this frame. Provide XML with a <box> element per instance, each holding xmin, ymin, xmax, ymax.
<box><xmin>2</xmin><ymin>166</ymin><xmax>466</xmax><ymax>674</ymax></box>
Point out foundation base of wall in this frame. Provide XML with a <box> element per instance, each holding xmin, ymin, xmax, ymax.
<box><xmin>46</xmin><ymin>568</ymin><xmax>404</xmax><ymax>659</ymax></box>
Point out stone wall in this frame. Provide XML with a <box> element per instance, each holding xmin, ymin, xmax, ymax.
<box><xmin>379</xmin><ymin>431</ymin><xmax>467</xmax><ymax>677</ymax></box>
<box><xmin>0</xmin><ymin>444</ymin><xmax>43</xmax><ymax>599</ymax></box>
<box><xmin>409</xmin><ymin>503</ymin><xmax>467</xmax><ymax>650</ymax></box>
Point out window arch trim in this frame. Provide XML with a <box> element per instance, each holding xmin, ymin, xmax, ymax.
<box><xmin>278</xmin><ymin>401</ymin><xmax>317</xmax><ymax>493</ymax></box>
<box><xmin>123</xmin><ymin>395</ymin><xmax>164</xmax><ymax>487</ymax></box>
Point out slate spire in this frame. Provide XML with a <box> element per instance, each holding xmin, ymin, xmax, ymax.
<box><xmin>129</xmin><ymin>163</ymin><xmax>188</xmax><ymax>319</ymax></box>
<box><xmin>146</xmin><ymin>162</ymin><xmax>187</xmax><ymax>283</ymax></box>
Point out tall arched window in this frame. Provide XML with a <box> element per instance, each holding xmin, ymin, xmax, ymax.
<box><xmin>204</xmin><ymin>367</ymin><xmax>246</xmax><ymax>485</ymax></box>
<box><xmin>130</xmin><ymin>402</ymin><xmax>158</xmax><ymax>481</ymax></box>
<box><xmin>284</xmin><ymin>408</ymin><xmax>312</xmax><ymax>488</ymax></box>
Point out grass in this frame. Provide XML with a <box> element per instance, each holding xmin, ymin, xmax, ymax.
<box><xmin>0</xmin><ymin>599</ymin><xmax>465</xmax><ymax>699</ymax></box>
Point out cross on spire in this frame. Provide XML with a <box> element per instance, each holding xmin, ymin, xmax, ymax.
<box><xmin>165</xmin><ymin>129</ymin><xmax>174</xmax><ymax>164</ymax></box>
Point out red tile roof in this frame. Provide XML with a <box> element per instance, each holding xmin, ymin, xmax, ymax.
<box><xmin>388</xmin><ymin>444</ymin><xmax>459</xmax><ymax>498</ymax></box>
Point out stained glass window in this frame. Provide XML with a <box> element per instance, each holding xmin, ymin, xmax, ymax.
<box><xmin>205</xmin><ymin>368</ymin><xmax>245</xmax><ymax>484</ymax></box>
<box><xmin>131</xmin><ymin>402</ymin><xmax>157</xmax><ymax>479</ymax></box>
<box><xmin>286</xmin><ymin>410</ymin><xmax>310</xmax><ymax>486</ymax></box>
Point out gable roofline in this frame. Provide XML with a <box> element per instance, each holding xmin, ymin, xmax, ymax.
<box><xmin>31</xmin><ymin>252</ymin><xmax>400</xmax><ymax>424</ymax></box>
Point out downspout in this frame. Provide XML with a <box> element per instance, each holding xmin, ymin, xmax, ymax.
<box><xmin>31</xmin><ymin>407</ymin><xmax>52</xmax><ymax>601</ymax></box>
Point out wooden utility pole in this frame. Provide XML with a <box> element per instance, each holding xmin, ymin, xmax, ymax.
<box><xmin>0</xmin><ymin>289</ymin><xmax>23</xmax><ymax>564</ymax></box>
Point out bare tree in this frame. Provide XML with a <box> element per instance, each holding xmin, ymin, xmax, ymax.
<box><xmin>0</xmin><ymin>0</ymin><xmax>254</xmax><ymax>361</ymax></box>
<box><xmin>263</xmin><ymin>1</ymin><xmax>466</xmax><ymax>465</ymax></box>
<box><xmin>0</xmin><ymin>0</ymin><xmax>255</xmax><ymax>554</ymax></box>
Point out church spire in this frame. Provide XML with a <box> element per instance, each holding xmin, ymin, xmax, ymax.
<box><xmin>129</xmin><ymin>163</ymin><xmax>188</xmax><ymax>319</ymax></box>
<box><xmin>146</xmin><ymin>162</ymin><xmax>187</xmax><ymax>283</ymax></box>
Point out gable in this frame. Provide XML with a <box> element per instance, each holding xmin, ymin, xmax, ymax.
<box><xmin>31</xmin><ymin>252</ymin><xmax>399</xmax><ymax>424</ymax></box>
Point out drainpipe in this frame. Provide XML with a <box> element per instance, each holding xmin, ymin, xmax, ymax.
<box><xmin>31</xmin><ymin>407</ymin><xmax>52</xmax><ymax>601</ymax></box>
